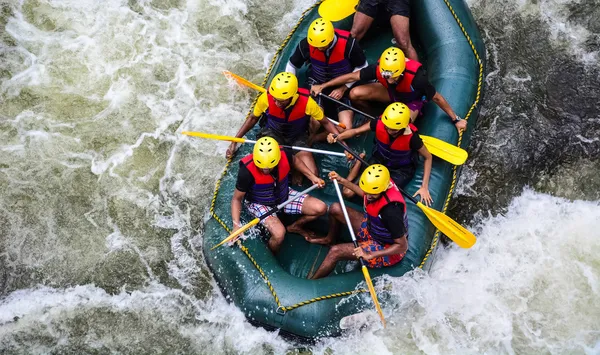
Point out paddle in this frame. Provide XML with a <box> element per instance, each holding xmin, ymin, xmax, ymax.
<box><xmin>318</xmin><ymin>0</ymin><xmax>359</xmax><ymax>22</ymax></box>
<box><xmin>333</xmin><ymin>179</ymin><xmax>386</xmax><ymax>327</ymax></box>
<box><xmin>182</xmin><ymin>131</ymin><xmax>347</xmax><ymax>157</ymax></box>
<box><xmin>212</xmin><ymin>184</ymin><xmax>320</xmax><ymax>249</ymax></box>
<box><xmin>318</xmin><ymin>94</ymin><xmax>468</xmax><ymax>165</ymax></box>
<box><xmin>222</xmin><ymin>71</ymin><xmax>346</xmax><ymax>129</ymax></box>
<box><xmin>336</xmin><ymin>141</ymin><xmax>476</xmax><ymax>248</ymax></box>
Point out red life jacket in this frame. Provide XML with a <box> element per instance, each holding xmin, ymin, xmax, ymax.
<box><xmin>375</xmin><ymin>59</ymin><xmax>423</xmax><ymax>103</ymax></box>
<box><xmin>240</xmin><ymin>149</ymin><xmax>290</xmax><ymax>206</ymax></box>
<box><xmin>373</xmin><ymin>120</ymin><xmax>418</xmax><ymax>168</ymax></box>
<box><xmin>308</xmin><ymin>29</ymin><xmax>353</xmax><ymax>84</ymax></box>
<box><xmin>363</xmin><ymin>181</ymin><xmax>408</xmax><ymax>245</ymax></box>
<box><xmin>265</xmin><ymin>88</ymin><xmax>311</xmax><ymax>141</ymax></box>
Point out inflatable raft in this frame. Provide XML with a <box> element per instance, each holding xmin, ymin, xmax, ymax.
<box><xmin>202</xmin><ymin>0</ymin><xmax>485</xmax><ymax>339</ymax></box>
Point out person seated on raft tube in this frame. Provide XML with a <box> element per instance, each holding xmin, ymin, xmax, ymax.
<box><xmin>284</xmin><ymin>18</ymin><xmax>368</xmax><ymax>133</ymax></box>
<box><xmin>231</xmin><ymin>137</ymin><xmax>327</xmax><ymax>253</ymax></box>
<box><xmin>309</xmin><ymin>165</ymin><xmax>408</xmax><ymax>279</ymax></box>
<box><xmin>226</xmin><ymin>72</ymin><xmax>340</xmax><ymax>183</ymax></box>
<box><xmin>327</xmin><ymin>102</ymin><xmax>433</xmax><ymax>205</ymax></box>
<box><xmin>351</xmin><ymin>0</ymin><xmax>419</xmax><ymax>61</ymax></box>
<box><xmin>310</xmin><ymin>47</ymin><xmax>468</xmax><ymax>133</ymax></box>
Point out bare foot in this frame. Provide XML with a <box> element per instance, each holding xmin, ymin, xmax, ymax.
<box><xmin>287</xmin><ymin>225</ymin><xmax>324</xmax><ymax>242</ymax></box>
<box><xmin>305</xmin><ymin>234</ymin><xmax>334</xmax><ymax>245</ymax></box>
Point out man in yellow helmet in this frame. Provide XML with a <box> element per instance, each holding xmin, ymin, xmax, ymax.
<box><xmin>311</xmin><ymin>47</ymin><xmax>468</xmax><ymax>133</ymax></box>
<box><xmin>327</xmin><ymin>102</ymin><xmax>433</xmax><ymax>205</ymax></box>
<box><xmin>310</xmin><ymin>165</ymin><xmax>408</xmax><ymax>279</ymax></box>
<box><xmin>227</xmin><ymin>72</ymin><xmax>340</xmax><ymax>183</ymax></box>
<box><xmin>351</xmin><ymin>0</ymin><xmax>418</xmax><ymax>61</ymax></box>
<box><xmin>231</xmin><ymin>137</ymin><xmax>327</xmax><ymax>253</ymax></box>
<box><xmin>285</xmin><ymin>18</ymin><xmax>368</xmax><ymax>133</ymax></box>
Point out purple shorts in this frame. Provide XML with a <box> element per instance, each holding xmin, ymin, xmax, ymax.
<box><xmin>405</xmin><ymin>100</ymin><xmax>425</xmax><ymax>113</ymax></box>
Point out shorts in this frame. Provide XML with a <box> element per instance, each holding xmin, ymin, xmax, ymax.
<box><xmin>316</xmin><ymin>87</ymin><xmax>353</xmax><ymax>119</ymax></box>
<box><xmin>357</xmin><ymin>216</ymin><xmax>405</xmax><ymax>268</ymax></box>
<box><xmin>405</xmin><ymin>100</ymin><xmax>425</xmax><ymax>113</ymax></box>
<box><xmin>245</xmin><ymin>188</ymin><xmax>307</xmax><ymax>224</ymax></box>
<box><xmin>356</xmin><ymin>0</ymin><xmax>411</xmax><ymax>19</ymax></box>
<box><xmin>258</xmin><ymin>127</ymin><xmax>309</xmax><ymax>150</ymax></box>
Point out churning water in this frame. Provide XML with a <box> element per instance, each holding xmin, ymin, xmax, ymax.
<box><xmin>0</xmin><ymin>0</ymin><xmax>599</xmax><ymax>353</ymax></box>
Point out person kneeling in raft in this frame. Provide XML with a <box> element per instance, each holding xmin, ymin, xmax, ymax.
<box><xmin>328</xmin><ymin>102</ymin><xmax>433</xmax><ymax>205</ymax></box>
<box><xmin>311</xmin><ymin>47</ymin><xmax>467</xmax><ymax>133</ymax></box>
<box><xmin>226</xmin><ymin>72</ymin><xmax>341</xmax><ymax>184</ymax></box>
<box><xmin>231</xmin><ymin>137</ymin><xmax>327</xmax><ymax>253</ymax></box>
<box><xmin>310</xmin><ymin>165</ymin><xmax>408</xmax><ymax>279</ymax></box>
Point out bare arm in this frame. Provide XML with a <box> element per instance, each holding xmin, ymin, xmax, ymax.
<box><xmin>366</xmin><ymin>236</ymin><xmax>408</xmax><ymax>259</ymax></box>
<box><xmin>294</xmin><ymin>156</ymin><xmax>325</xmax><ymax>187</ymax></box>
<box><xmin>431</xmin><ymin>92</ymin><xmax>457</xmax><ymax>120</ymax></box>
<box><xmin>329</xmin><ymin>171</ymin><xmax>364</xmax><ymax>198</ymax></box>
<box><xmin>231</xmin><ymin>189</ymin><xmax>246</xmax><ymax>232</ymax></box>
<box><xmin>418</xmin><ymin>145</ymin><xmax>432</xmax><ymax>190</ymax></box>
<box><xmin>311</xmin><ymin>71</ymin><xmax>362</xmax><ymax>95</ymax></box>
<box><xmin>332</xmin><ymin>121</ymin><xmax>371</xmax><ymax>141</ymax></box>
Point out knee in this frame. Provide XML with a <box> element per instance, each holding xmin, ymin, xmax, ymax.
<box><xmin>270</xmin><ymin>224</ymin><xmax>286</xmax><ymax>241</ymax></box>
<box><xmin>349</xmin><ymin>87</ymin><xmax>363</xmax><ymax>101</ymax></box>
<box><xmin>395</xmin><ymin>36</ymin><xmax>411</xmax><ymax>52</ymax></box>
<box><xmin>329</xmin><ymin>202</ymin><xmax>342</xmax><ymax>216</ymax></box>
<box><xmin>329</xmin><ymin>244</ymin><xmax>345</xmax><ymax>258</ymax></box>
<box><xmin>350</xmin><ymin>26</ymin><xmax>366</xmax><ymax>41</ymax></box>
<box><xmin>342</xmin><ymin>188</ymin><xmax>355</xmax><ymax>199</ymax></box>
<box><xmin>315</xmin><ymin>201</ymin><xmax>327</xmax><ymax>216</ymax></box>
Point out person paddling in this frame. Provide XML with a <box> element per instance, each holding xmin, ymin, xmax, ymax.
<box><xmin>231</xmin><ymin>137</ymin><xmax>327</xmax><ymax>253</ymax></box>
<box><xmin>328</xmin><ymin>102</ymin><xmax>433</xmax><ymax>205</ymax></box>
<box><xmin>285</xmin><ymin>18</ymin><xmax>368</xmax><ymax>134</ymax></box>
<box><xmin>310</xmin><ymin>165</ymin><xmax>408</xmax><ymax>279</ymax></box>
<box><xmin>226</xmin><ymin>72</ymin><xmax>340</xmax><ymax>183</ymax></box>
<box><xmin>311</xmin><ymin>47</ymin><xmax>467</xmax><ymax>133</ymax></box>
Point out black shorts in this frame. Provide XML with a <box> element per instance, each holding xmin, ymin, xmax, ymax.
<box><xmin>316</xmin><ymin>87</ymin><xmax>353</xmax><ymax>119</ymax></box>
<box><xmin>356</xmin><ymin>0</ymin><xmax>410</xmax><ymax>19</ymax></box>
<box><xmin>257</xmin><ymin>127</ymin><xmax>309</xmax><ymax>152</ymax></box>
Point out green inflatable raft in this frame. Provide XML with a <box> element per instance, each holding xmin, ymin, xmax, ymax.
<box><xmin>203</xmin><ymin>0</ymin><xmax>485</xmax><ymax>340</ymax></box>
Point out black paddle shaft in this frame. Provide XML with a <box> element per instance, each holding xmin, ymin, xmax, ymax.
<box><xmin>336</xmin><ymin>141</ymin><xmax>420</xmax><ymax>205</ymax></box>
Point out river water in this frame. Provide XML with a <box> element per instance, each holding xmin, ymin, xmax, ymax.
<box><xmin>0</xmin><ymin>0</ymin><xmax>599</xmax><ymax>353</ymax></box>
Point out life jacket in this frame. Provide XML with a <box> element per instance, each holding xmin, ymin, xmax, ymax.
<box><xmin>375</xmin><ymin>59</ymin><xmax>424</xmax><ymax>103</ymax></box>
<box><xmin>364</xmin><ymin>181</ymin><xmax>408</xmax><ymax>245</ymax></box>
<box><xmin>240</xmin><ymin>149</ymin><xmax>290</xmax><ymax>206</ymax></box>
<box><xmin>265</xmin><ymin>88</ymin><xmax>311</xmax><ymax>140</ymax></box>
<box><xmin>308</xmin><ymin>29</ymin><xmax>353</xmax><ymax>84</ymax></box>
<box><xmin>373</xmin><ymin>120</ymin><xmax>418</xmax><ymax>168</ymax></box>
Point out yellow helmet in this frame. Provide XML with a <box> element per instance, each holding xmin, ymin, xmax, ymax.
<box><xmin>253</xmin><ymin>137</ymin><xmax>281</xmax><ymax>169</ymax></box>
<box><xmin>307</xmin><ymin>18</ymin><xmax>335</xmax><ymax>47</ymax></box>
<box><xmin>359</xmin><ymin>164</ymin><xmax>390</xmax><ymax>194</ymax></box>
<box><xmin>269</xmin><ymin>72</ymin><xmax>298</xmax><ymax>101</ymax></box>
<box><xmin>381</xmin><ymin>102</ymin><xmax>410</xmax><ymax>130</ymax></box>
<box><xmin>379</xmin><ymin>47</ymin><xmax>406</xmax><ymax>78</ymax></box>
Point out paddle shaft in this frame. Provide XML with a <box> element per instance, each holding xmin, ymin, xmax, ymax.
<box><xmin>319</xmin><ymin>93</ymin><xmax>377</xmax><ymax>121</ymax></box>
<box><xmin>264</xmin><ymin>184</ymin><xmax>320</xmax><ymax>221</ymax></box>
<box><xmin>332</xmin><ymin>180</ymin><xmax>361</xmax><ymax>251</ymax></box>
<box><xmin>336</xmin><ymin>141</ymin><xmax>421</xmax><ymax>206</ymax></box>
<box><xmin>181</xmin><ymin>131</ymin><xmax>346</xmax><ymax>157</ymax></box>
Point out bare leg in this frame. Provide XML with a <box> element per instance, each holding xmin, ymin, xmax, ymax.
<box><xmin>287</xmin><ymin>196</ymin><xmax>327</xmax><ymax>240</ymax></box>
<box><xmin>262</xmin><ymin>216</ymin><xmax>287</xmax><ymax>254</ymax></box>
<box><xmin>342</xmin><ymin>153</ymin><xmax>366</xmax><ymax>199</ymax></box>
<box><xmin>309</xmin><ymin>204</ymin><xmax>365</xmax><ymax>279</ymax></box>
<box><xmin>390</xmin><ymin>15</ymin><xmax>419</xmax><ymax>61</ymax></box>
<box><xmin>351</xmin><ymin>11</ymin><xmax>375</xmax><ymax>41</ymax></box>
<box><xmin>338</xmin><ymin>109</ymin><xmax>354</xmax><ymax>131</ymax></box>
<box><xmin>349</xmin><ymin>83</ymin><xmax>392</xmax><ymax>115</ymax></box>
<box><xmin>292</xmin><ymin>151</ymin><xmax>318</xmax><ymax>185</ymax></box>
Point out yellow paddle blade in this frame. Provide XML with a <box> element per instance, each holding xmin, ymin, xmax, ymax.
<box><xmin>421</xmin><ymin>135</ymin><xmax>468</xmax><ymax>166</ymax></box>
<box><xmin>223</xmin><ymin>71</ymin><xmax>266</xmax><ymax>93</ymax></box>
<box><xmin>211</xmin><ymin>218</ymin><xmax>260</xmax><ymax>250</ymax></box>
<box><xmin>361</xmin><ymin>265</ymin><xmax>386</xmax><ymax>328</ymax></box>
<box><xmin>416</xmin><ymin>202</ymin><xmax>477</xmax><ymax>248</ymax></box>
<box><xmin>318</xmin><ymin>0</ymin><xmax>359</xmax><ymax>22</ymax></box>
<box><xmin>181</xmin><ymin>131</ymin><xmax>246</xmax><ymax>144</ymax></box>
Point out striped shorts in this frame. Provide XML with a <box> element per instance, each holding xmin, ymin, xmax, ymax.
<box><xmin>245</xmin><ymin>188</ymin><xmax>307</xmax><ymax>224</ymax></box>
